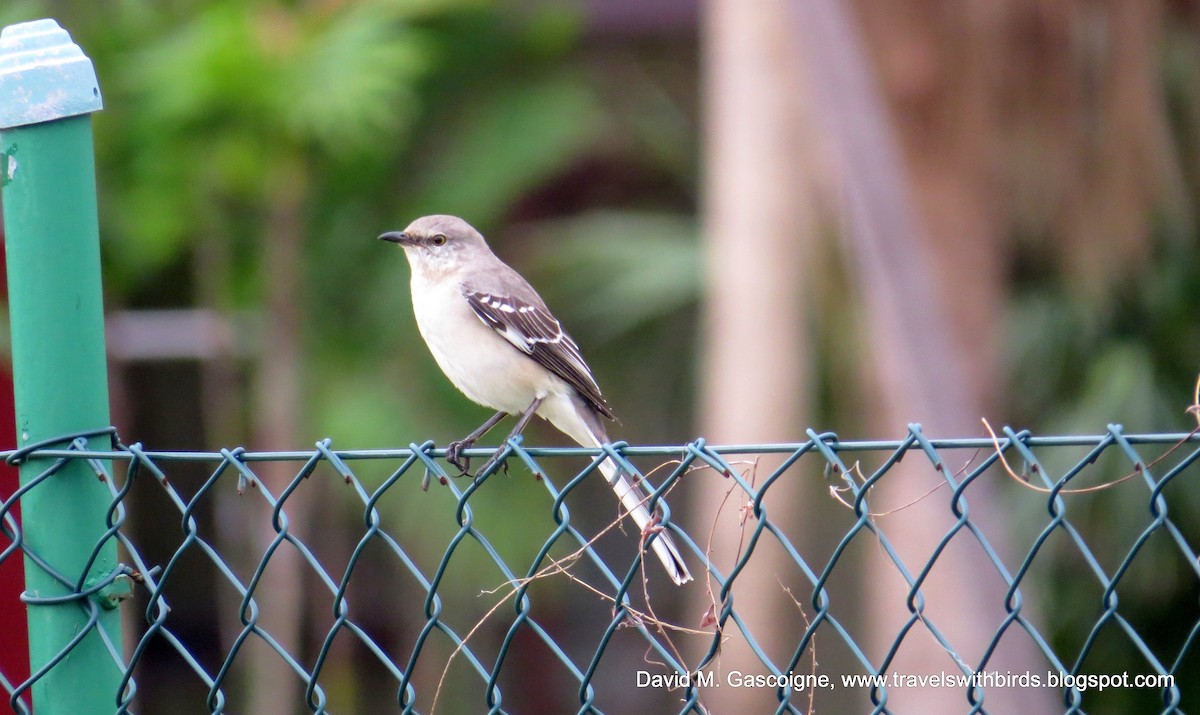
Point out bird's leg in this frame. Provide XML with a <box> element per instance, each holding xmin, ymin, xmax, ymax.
<box><xmin>447</xmin><ymin>410</ymin><xmax>507</xmax><ymax>475</ymax></box>
<box><xmin>475</xmin><ymin>396</ymin><xmax>544</xmax><ymax>479</ymax></box>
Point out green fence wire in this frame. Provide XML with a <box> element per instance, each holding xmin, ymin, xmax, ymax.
<box><xmin>1</xmin><ymin>423</ymin><xmax>1197</xmax><ymax>714</ymax></box>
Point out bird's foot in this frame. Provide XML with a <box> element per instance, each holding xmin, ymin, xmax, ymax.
<box><xmin>472</xmin><ymin>448</ymin><xmax>510</xmax><ymax>482</ymax></box>
<box><xmin>446</xmin><ymin>439</ymin><xmax>474</xmax><ymax>477</ymax></box>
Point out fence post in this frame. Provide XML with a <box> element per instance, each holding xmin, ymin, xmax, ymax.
<box><xmin>0</xmin><ymin>18</ymin><xmax>122</xmax><ymax>714</ymax></box>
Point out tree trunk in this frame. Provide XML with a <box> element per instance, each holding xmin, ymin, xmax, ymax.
<box><xmin>247</xmin><ymin>157</ymin><xmax>311</xmax><ymax>715</ymax></box>
<box><xmin>695</xmin><ymin>0</ymin><xmax>821</xmax><ymax>710</ymax></box>
<box><xmin>793</xmin><ymin>1</ymin><xmax>1056</xmax><ymax>712</ymax></box>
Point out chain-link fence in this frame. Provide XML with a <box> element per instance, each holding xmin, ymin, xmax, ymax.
<box><xmin>1</xmin><ymin>423</ymin><xmax>1196</xmax><ymax>714</ymax></box>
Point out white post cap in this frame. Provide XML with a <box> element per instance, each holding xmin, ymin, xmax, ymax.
<box><xmin>0</xmin><ymin>18</ymin><xmax>103</xmax><ymax>130</ymax></box>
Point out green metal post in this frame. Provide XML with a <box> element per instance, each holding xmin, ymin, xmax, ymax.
<box><xmin>0</xmin><ymin>19</ymin><xmax>122</xmax><ymax>714</ymax></box>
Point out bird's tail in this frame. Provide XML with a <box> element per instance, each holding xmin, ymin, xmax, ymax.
<box><xmin>597</xmin><ymin>456</ymin><xmax>694</xmax><ymax>585</ymax></box>
<box><xmin>545</xmin><ymin>395</ymin><xmax>693</xmax><ymax>585</ymax></box>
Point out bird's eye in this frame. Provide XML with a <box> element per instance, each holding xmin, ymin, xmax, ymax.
<box><xmin>431</xmin><ymin>234</ymin><xmax>447</xmax><ymax>246</ymax></box>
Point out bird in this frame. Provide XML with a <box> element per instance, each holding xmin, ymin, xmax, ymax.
<box><xmin>379</xmin><ymin>215</ymin><xmax>693</xmax><ymax>585</ymax></box>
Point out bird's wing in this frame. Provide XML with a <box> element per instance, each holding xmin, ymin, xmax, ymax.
<box><xmin>464</xmin><ymin>289</ymin><xmax>613</xmax><ymax>419</ymax></box>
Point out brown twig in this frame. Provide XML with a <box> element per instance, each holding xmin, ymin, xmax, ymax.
<box><xmin>980</xmin><ymin>417</ymin><xmax>1199</xmax><ymax>495</ymax></box>
<box><xmin>430</xmin><ymin>457</ymin><xmax>711</xmax><ymax>711</ymax></box>
<box><xmin>779</xmin><ymin>580</ymin><xmax>819</xmax><ymax>715</ymax></box>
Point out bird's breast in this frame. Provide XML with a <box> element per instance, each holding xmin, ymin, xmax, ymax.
<box><xmin>409</xmin><ymin>275</ymin><xmax>559</xmax><ymax>414</ymax></box>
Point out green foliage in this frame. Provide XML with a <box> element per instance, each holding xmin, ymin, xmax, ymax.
<box><xmin>525</xmin><ymin>211</ymin><xmax>700</xmax><ymax>338</ymax></box>
<box><xmin>0</xmin><ymin>1</ymin><xmax>44</xmax><ymax>27</ymax></box>
<box><xmin>7</xmin><ymin>2</ymin><xmax>699</xmax><ymax>455</ymax></box>
<box><xmin>92</xmin><ymin>0</ymin><xmax>434</xmax><ymax>292</ymax></box>
<box><xmin>405</xmin><ymin>75</ymin><xmax>606</xmax><ymax>225</ymax></box>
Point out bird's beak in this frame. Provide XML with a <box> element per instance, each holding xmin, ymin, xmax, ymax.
<box><xmin>379</xmin><ymin>231</ymin><xmax>411</xmax><ymax>245</ymax></box>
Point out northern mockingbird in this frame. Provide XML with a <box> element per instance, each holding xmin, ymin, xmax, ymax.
<box><xmin>380</xmin><ymin>215</ymin><xmax>693</xmax><ymax>585</ymax></box>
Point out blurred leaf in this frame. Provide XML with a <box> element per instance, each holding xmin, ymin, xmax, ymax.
<box><xmin>1051</xmin><ymin>343</ymin><xmax>1178</xmax><ymax>434</ymax></box>
<box><xmin>96</xmin><ymin>0</ymin><xmax>440</xmax><ymax>292</ymax></box>
<box><xmin>516</xmin><ymin>3</ymin><xmax>581</xmax><ymax>58</ymax></box>
<box><xmin>283</xmin><ymin>2</ymin><xmax>428</xmax><ymax>149</ymax></box>
<box><xmin>525</xmin><ymin>211</ymin><xmax>700</xmax><ymax>338</ymax></box>
<box><xmin>309</xmin><ymin>368</ymin><xmax>423</xmax><ymax>449</ymax></box>
<box><xmin>0</xmin><ymin>1</ymin><xmax>45</xmax><ymax>27</ymax></box>
<box><xmin>406</xmin><ymin>76</ymin><xmax>606</xmax><ymax>224</ymax></box>
<box><xmin>123</xmin><ymin>4</ymin><xmax>275</xmax><ymax>130</ymax></box>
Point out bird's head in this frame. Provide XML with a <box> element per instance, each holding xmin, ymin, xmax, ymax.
<box><xmin>379</xmin><ymin>215</ymin><xmax>490</xmax><ymax>278</ymax></box>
